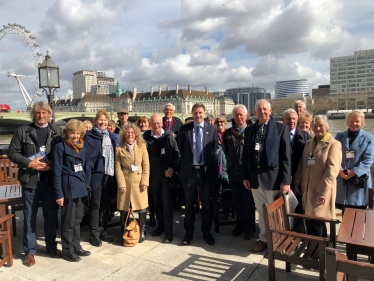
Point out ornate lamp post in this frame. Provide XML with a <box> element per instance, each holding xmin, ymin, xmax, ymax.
<box><xmin>38</xmin><ymin>50</ymin><xmax>60</xmax><ymax>124</ymax></box>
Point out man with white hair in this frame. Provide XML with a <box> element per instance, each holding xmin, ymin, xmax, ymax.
<box><xmin>293</xmin><ymin>100</ymin><xmax>306</xmax><ymax>116</ymax></box>
<box><xmin>162</xmin><ymin>103</ymin><xmax>183</xmax><ymax>138</ymax></box>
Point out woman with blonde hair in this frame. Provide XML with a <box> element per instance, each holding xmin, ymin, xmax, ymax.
<box><xmin>136</xmin><ymin>116</ymin><xmax>150</xmax><ymax>134</ymax></box>
<box><xmin>115</xmin><ymin>123</ymin><xmax>150</xmax><ymax>242</ymax></box>
<box><xmin>52</xmin><ymin>119</ymin><xmax>90</xmax><ymax>262</ymax></box>
<box><xmin>298</xmin><ymin>111</ymin><xmax>313</xmax><ymax>136</ymax></box>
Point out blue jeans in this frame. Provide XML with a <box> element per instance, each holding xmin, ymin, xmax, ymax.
<box><xmin>22</xmin><ymin>181</ymin><xmax>59</xmax><ymax>255</ymax></box>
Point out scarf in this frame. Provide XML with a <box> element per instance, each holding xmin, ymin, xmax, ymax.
<box><xmin>163</xmin><ymin>117</ymin><xmax>175</xmax><ymax>130</ymax></box>
<box><xmin>249</xmin><ymin>116</ymin><xmax>279</xmax><ymax>168</ymax></box>
<box><xmin>125</xmin><ymin>141</ymin><xmax>136</xmax><ymax>155</ymax></box>
<box><xmin>65</xmin><ymin>138</ymin><xmax>84</xmax><ymax>153</ymax></box>
<box><xmin>94</xmin><ymin>126</ymin><xmax>114</xmax><ymax>176</ymax></box>
<box><xmin>348</xmin><ymin>129</ymin><xmax>360</xmax><ymax>147</ymax></box>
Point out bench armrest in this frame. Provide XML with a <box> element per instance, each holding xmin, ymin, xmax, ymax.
<box><xmin>287</xmin><ymin>213</ymin><xmax>340</xmax><ymax>224</ymax></box>
<box><xmin>0</xmin><ymin>214</ymin><xmax>14</xmax><ymax>224</ymax></box>
<box><xmin>270</xmin><ymin>228</ymin><xmax>329</xmax><ymax>243</ymax></box>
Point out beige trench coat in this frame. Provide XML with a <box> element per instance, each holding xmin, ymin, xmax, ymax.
<box><xmin>294</xmin><ymin>134</ymin><xmax>342</xmax><ymax>219</ymax></box>
<box><xmin>115</xmin><ymin>143</ymin><xmax>150</xmax><ymax>211</ymax></box>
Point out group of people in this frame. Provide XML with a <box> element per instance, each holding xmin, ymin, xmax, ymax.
<box><xmin>7</xmin><ymin>98</ymin><xmax>374</xmax><ymax>267</ymax></box>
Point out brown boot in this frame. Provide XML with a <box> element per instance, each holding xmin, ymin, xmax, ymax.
<box><xmin>251</xmin><ymin>240</ymin><xmax>267</xmax><ymax>253</ymax></box>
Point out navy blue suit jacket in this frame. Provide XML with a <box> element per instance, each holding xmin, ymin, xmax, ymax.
<box><xmin>178</xmin><ymin>121</ymin><xmax>218</xmax><ymax>185</ymax></box>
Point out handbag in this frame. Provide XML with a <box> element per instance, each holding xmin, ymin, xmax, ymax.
<box><xmin>348</xmin><ymin>174</ymin><xmax>369</xmax><ymax>188</ymax></box>
<box><xmin>167</xmin><ymin>172</ymin><xmax>182</xmax><ymax>190</ymax></box>
<box><xmin>122</xmin><ymin>209</ymin><xmax>140</xmax><ymax>247</ymax></box>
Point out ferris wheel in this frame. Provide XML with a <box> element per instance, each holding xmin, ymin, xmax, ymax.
<box><xmin>0</xmin><ymin>23</ymin><xmax>43</xmax><ymax>110</ymax></box>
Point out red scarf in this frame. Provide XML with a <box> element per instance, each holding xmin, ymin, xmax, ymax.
<box><xmin>163</xmin><ymin>117</ymin><xmax>175</xmax><ymax>130</ymax></box>
<box><xmin>65</xmin><ymin>138</ymin><xmax>84</xmax><ymax>153</ymax></box>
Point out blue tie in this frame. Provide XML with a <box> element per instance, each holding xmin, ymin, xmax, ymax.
<box><xmin>196</xmin><ymin>126</ymin><xmax>202</xmax><ymax>164</ymax></box>
<box><xmin>168</xmin><ymin>120</ymin><xmax>171</xmax><ymax>129</ymax></box>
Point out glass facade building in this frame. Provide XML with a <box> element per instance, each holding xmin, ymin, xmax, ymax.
<box><xmin>224</xmin><ymin>87</ymin><xmax>270</xmax><ymax>115</ymax></box>
<box><xmin>274</xmin><ymin>79</ymin><xmax>309</xmax><ymax>99</ymax></box>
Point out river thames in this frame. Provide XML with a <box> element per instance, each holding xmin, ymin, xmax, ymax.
<box><xmin>1</xmin><ymin>118</ymin><xmax>374</xmax><ymax>144</ymax></box>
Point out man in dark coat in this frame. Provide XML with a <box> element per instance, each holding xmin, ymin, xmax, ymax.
<box><xmin>178</xmin><ymin>102</ymin><xmax>218</xmax><ymax>246</ymax></box>
<box><xmin>242</xmin><ymin>99</ymin><xmax>291</xmax><ymax>253</ymax></box>
<box><xmin>114</xmin><ymin>109</ymin><xmax>129</xmax><ymax>134</ymax></box>
<box><xmin>7</xmin><ymin>101</ymin><xmax>62</xmax><ymax>267</ymax></box>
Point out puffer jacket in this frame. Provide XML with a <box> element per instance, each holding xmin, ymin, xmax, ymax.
<box><xmin>7</xmin><ymin>123</ymin><xmax>62</xmax><ymax>188</ymax></box>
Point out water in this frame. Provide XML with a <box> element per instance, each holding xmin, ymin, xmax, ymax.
<box><xmin>1</xmin><ymin>119</ymin><xmax>374</xmax><ymax>145</ymax></box>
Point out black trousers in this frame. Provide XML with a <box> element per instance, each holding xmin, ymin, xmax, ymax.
<box><xmin>149</xmin><ymin>170</ymin><xmax>173</xmax><ymax>235</ymax></box>
<box><xmin>230</xmin><ymin>181</ymin><xmax>256</xmax><ymax>232</ymax></box>
<box><xmin>183</xmin><ymin>168</ymin><xmax>213</xmax><ymax>236</ymax></box>
<box><xmin>307</xmin><ymin>220</ymin><xmax>327</xmax><ymax>237</ymax></box>
<box><xmin>61</xmin><ymin>198</ymin><xmax>84</xmax><ymax>254</ymax></box>
<box><xmin>89</xmin><ymin>185</ymin><xmax>102</xmax><ymax>237</ymax></box>
<box><xmin>99</xmin><ymin>176</ymin><xmax>116</xmax><ymax>232</ymax></box>
<box><xmin>22</xmin><ymin>181</ymin><xmax>59</xmax><ymax>255</ymax></box>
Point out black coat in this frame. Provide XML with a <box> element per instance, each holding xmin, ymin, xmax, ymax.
<box><xmin>242</xmin><ymin>122</ymin><xmax>291</xmax><ymax>190</ymax></box>
<box><xmin>178</xmin><ymin>122</ymin><xmax>218</xmax><ymax>185</ymax></box>
<box><xmin>52</xmin><ymin>141</ymin><xmax>87</xmax><ymax>201</ymax></box>
<box><xmin>291</xmin><ymin>128</ymin><xmax>311</xmax><ymax>185</ymax></box>
<box><xmin>162</xmin><ymin>116</ymin><xmax>182</xmax><ymax>138</ymax></box>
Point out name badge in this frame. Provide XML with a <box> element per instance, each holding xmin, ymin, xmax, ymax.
<box><xmin>308</xmin><ymin>157</ymin><xmax>315</xmax><ymax>166</ymax></box>
<box><xmin>161</xmin><ymin>148</ymin><xmax>165</xmax><ymax>155</ymax></box>
<box><xmin>346</xmin><ymin>151</ymin><xmax>355</xmax><ymax>159</ymax></box>
<box><xmin>255</xmin><ymin>143</ymin><xmax>262</xmax><ymax>151</ymax></box>
<box><xmin>40</xmin><ymin>146</ymin><xmax>46</xmax><ymax>153</ymax></box>
<box><xmin>74</xmin><ymin>164</ymin><xmax>83</xmax><ymax>172</ymax></box>
<box><xmin>131</xmin><ymin>165</ymin><xmax>138</xmax><ymax>172</ymax></box>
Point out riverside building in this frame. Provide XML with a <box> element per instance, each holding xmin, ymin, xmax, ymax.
<box><xmin>274</xmin><ymin>79</ymin><xmax>309</xmax><ymax>99</ymax></box>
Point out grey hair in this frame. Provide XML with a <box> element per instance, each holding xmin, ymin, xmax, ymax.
<box><xmin>30</xmin><ymin>101</ymin><xmax>52</xmax><ymax>122</ymax></box>
<box><xmin>255</xmin><ymin>99</ymin><xmax>271</xmax><ymax>110</ymax></box>
<box><xmin>204</xmin><ymin>114</ymin><xmax>215</xmax><ymax>121</ymax></box>
<box><xmin>232</xmin><ymin>104</ymin><xmax>248</xmax><ymax>115</ymax></box>
<box><xmin>312</xmin><ymin>115</ymin><xmax>330</xmax><ymax>132</ymax></box>
<box><xmin>293</xmin><ymin>100</ymin><xmax>306</xmax><ymax>109</ymax></box>
<box><xmin>282</xmin><ymin>108</ymin><xmax>298</xmax><ymax>118</ymax></box>
<box><xmin>164</xmin><ymin>103</ymin><xmax>175</xmax><ymax>111</ymax></box>
<box><xmin>83</xmin><ymin>120</ymin><xmax>92</xmax><ymax>126</ymax></box>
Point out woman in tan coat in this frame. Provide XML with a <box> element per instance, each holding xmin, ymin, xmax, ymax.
<box><xmin>294</xmin><ymin>115</ymin><xmax>342</xmax><ymax>237</ymax></box>
<box><xmin>115</xmin><ymin>123</ymin><xmax>149</xmax><ymax>242</ymax></box>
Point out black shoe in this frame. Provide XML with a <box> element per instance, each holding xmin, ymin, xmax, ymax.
<box><xmin>90</xmin><ymin>235</ymin><xmax>102</xmax><ymax>247</ymax></box>
<box><xmin>182</xmin><ymin>234</ymin><xmax>193</xmax><ymax>246</ymax></box>
<box><xmin>152</xmin><ymin>227</ymin><xmax>165</xmax><ymax>236</ymax></box>
<box><xmin>203</xmin><ymin>232</ymin><xmax>215</xmax><ymax>246</ymax></box>
<box><xmin>100</xmin><ymin>231</ymin><xmax>114</xmax><ymax>242</ymax></box>
<box><xmin>139</xmin><ymin>212</ymin><xmax>147</xmax><ymax>243</ymax></box>
<box><xmin>47</xmin><ymin>248</ymin><xmax>62</xmax><ymax>258</ymax></box>
<box><xmin>149</xmin><ymin>213</ymin><xmax>156</xmax><ymax>227</ymax></box>
<box><xmin>244</xmin><ymin>230</ymin><xmax>253</xmax><ymax>240</ymax></box>
<box><xmin>222</xmin><ymin>213</ymin><xmax>232</xmax><ymax>220</ymax></box>
<box><xmin>62</xmin><ymin>252</ymin><xmax>81</xmax><ymax>262</ymax></box>
<box><xmin>231</xmin><ymin>227</ymin><xmax>244</xmax><ymax>236</ymax></box>
<box><xmin>173</xmin><ymin>200</ymin><xmax>182</xmax><ymax>210</ymax></box>
<box><xmin>75</xmin><ymin>249</ymin><xmax>91</xmax><ymax>256</ymax></box>
<box><xmin>163</xmin><ymin>236</ymin><xmax>173</xmax><ymax>243</ymax></box>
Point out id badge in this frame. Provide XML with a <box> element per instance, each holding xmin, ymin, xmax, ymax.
<box><xmin>74</xmin><ymin>164</ymin><xmax>83</xmax><ymax>172</ymax></box>
<box><xmin>161</xmin><ymin>148</ymin><xmax>165</xmax><ymax>155</ymax></box>
<box><xmin>346</xmin><ymin>151</ymin><xmax>355</xmax><ymax>159</ymax></box>
<box><xmin>131</xmin><ymin>165</ymin><xmax>138</xmax><ymax>171</ymax></box>
<box><xmin>255</xmin><ymin>143</ymin><xmax>262</xmax><ymax>151</ymax></box>
<box><xmin>40</xmin><ymin>146</ymin><xmax>46</xmax><ymax>153</ymax></box>
<box><xmin>307</xmin><ymin>157</ymin><xmax>315</xmax><ymax>166</ymax></box>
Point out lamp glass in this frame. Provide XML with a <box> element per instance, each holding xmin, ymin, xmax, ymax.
<box><xmin>39</xmin><ymin>68</ymin><xmax>48</xmax><ymax>87</ymax></box>
<box><xmin>48</xmin><ymin>68</ymin><xmax>59</xmax><ymax>87</ymax></box>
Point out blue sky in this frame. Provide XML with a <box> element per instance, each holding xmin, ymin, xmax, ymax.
<box><xmin>0</xmin><ymin>0</ymin><xmax>373</xmax><ymax>110</ymax></box>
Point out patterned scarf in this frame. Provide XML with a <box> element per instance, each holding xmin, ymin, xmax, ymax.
<box><xmin>125</xmin><ymin>140</ymin><xmax>136</xmax><ymax>155</ymax></box>
<box><xmin>94</xmin><ymin>126</ymin><xmax>114</xmax><ymax>176</ymax></box>
<box><xmin>65</xmin><ymin>138</ymin><xmax>84</xmax><ymax>153</ymax></box>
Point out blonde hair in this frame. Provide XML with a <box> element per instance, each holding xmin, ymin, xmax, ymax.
<box><xmin>214</xmin><ymin>115</ymin><xmax>227</xmax><ymax>125</ymax></box>
<box><xmin>136</xmin><ymin>116</ymin><xmax>150</xmax><ymax>127</ymax></box>
<box><xmin>298</xmin><ymin>111</ymin><xmax>313</xmax><ymax>125</ymax></box>
<box><xmin>118</xmin><ymin>123</ymin><xmax>145</xmax><ymax>147</ymax></box>
<box><xmin>94</xmin><ymin>110</ymin><xmax>109</xmax><ymax>123</ymax></box>
<box><xmin>345</xmin><ymin>110</ymin><xmax>365</xmax><ymax>128</ymax></box>
<box><xmin>63</xmin><ymin>119</ymin><xmax>85</xmax><ymax>140</ymax></box>
<box><xmin>30</xmin><ymin>101</ymin><xmax>52</xmax><ymax>122</ymax></box>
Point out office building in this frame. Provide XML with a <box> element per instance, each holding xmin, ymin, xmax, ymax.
<box><xmin>312</xmin><ymin>85</ymin><xmax>330</xmax><ymax>98</ymax></box>
<box><xmin>274</xmin><ymin>79</ymin><xmax>309</xmax><ymax>99</ymax></box>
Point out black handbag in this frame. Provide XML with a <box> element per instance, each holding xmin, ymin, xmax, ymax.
<box><xmin>348</xmin><ymin>174</ymin><xmax>369</xmax><ymax>188</ymax></box>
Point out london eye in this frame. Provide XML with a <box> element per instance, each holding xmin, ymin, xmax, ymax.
<box><xmin>0</xmin><ymin>23</ymin><xmax>43</xmax><ymax>111</ymax></box>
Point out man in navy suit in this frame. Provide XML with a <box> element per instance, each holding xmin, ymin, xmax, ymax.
<box><xmin>242</xmin><ymin>99</ymin><xmax>291</xmax><ymax>253</ymax></box>
<box><xmin>178</xmin><ymin>102</ymin><xmax>218</xmax><ymax>246</ymax></box>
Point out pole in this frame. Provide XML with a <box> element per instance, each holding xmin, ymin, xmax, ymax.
<box><xmin>47</xmin><ymin>89</ymin><xmax>55</xmax><ymax>124</ymax></box>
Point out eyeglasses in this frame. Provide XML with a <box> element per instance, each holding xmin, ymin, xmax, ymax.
<box><xmin>125</xmin><ymin>132</ymin><xmax>135</xmax><ymax>135</ymax></box>
<box><xmin>215</xmin><ymin>121</ymin><xmax>225</xmax><ymax>124</ymax></box>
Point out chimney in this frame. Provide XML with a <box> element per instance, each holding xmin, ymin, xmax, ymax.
<box><xmin>132</xmin><ymin>87</ymin><xmax>137</xmax><ymax>101</ymax></box>
<box><xmin>158</xmin><ymin>86</ymin><xmax>162</xmax><ymax>96</ymax></box>
<box><xmin>188</xmin><ymin>84</ymin><xmax>191</xmax><ymax>93</ymax></box>
<box><xmin>166</xmin><ymin>86</ymin><xmax>169</xmax><ymax>91</ymax></box>
<box><xmin>205</xmin><ymin>87</ymin><xmax>209</xmax><ymax>95</ymax></box>
<box><xmin>70</xmin><ymin>94</ymin><xmax>73</xmax><ymax>102</ymax></box>
<box><xmin>81</xmin><ymin>92</ymin><xmax>85</xmax><ymax>98</ymax></box>
<box><xmin>65</xmin><ymin>94</ymin><xmax>67</xmax><ymax>102</ymax></box>
<box><xmin>176</xmin><ymin>84</ymin><xmax>179</xmax><ymax>94</ymax></box>
<box><xmin>150</xmin><ymin>86</ymin><xmax>153</xmax><ymax>96</ymax></box>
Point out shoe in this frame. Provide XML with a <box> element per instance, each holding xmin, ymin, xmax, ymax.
<box><xmin>24</xmin><ymin>254</ymin><xmax>35</xmax><ymax>267</ymax></box>
<box><xmin>231</xmin><ymin>227</ymin><xmax>244</xmax><ymax>236</ymax></box>
<box><xmin>139</xmin><ymin>212</ymin><xmax>147</xmax><ymax>243</ymax></box>
<box><xmin>62</xmin><ymin>252</ymin><xmax>81</xmax><ymax>262</ymax></box>
<box><xmin>163</xmin><ymin>234</ymin><xmax>173</xmax><ymax>243</ymax></box>
<box><xmin>173</xmin><ymin>200</ymin><xmax>182</xmax><ymax>210</ymax></box>
<box><xmin>100</xmin><ymin>231</ymin><xmax>114</xmax><ymax>242</ymax></box>
<box><xmin>75</xmin><ymin>249</ymin><xmax>91</xmax><ymax>256</ymax></box>
<box><xmin>251</xmin><ymin>240</ymin><xmax>267</xmax><ymax>253</ymax></box>
<box><xmin>152</xmin><ymin>227</ymin><xmax>165</xmax><ymax>237</ymax></box>
<box><xmin>182</xmin><ymin>234</ymin><xmax>193</xmax><ymax>245</ymax></box>
<box><xmin>47</xmin><ymin>248</ymin><xmax>62</xmax><ymax>258</ymax></box>
<box><xmin>90</xmin><ymin>235</ymin><xmax>102</xmax><ymax>247</ymax></box>
<box><xmin>222</xmin><ymin>213</ymin><xmax>232</xmax><ymax>220</ymax></box>
<box><xmin>203</xmin><ymin>232</ymin><xmax>215</xmax><ymax>246</ymax></box>
<box><xmin>244</xmin><ymin>230</ymin><xmax>253</xmax><ymax>240</ymax></box>
<box><xmin>149</xmin><ymin>213</ymin><xmax>156</xmax><ymax>227</ymax></box>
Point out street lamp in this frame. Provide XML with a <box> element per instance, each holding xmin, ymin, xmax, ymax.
<box><xmin>38</xmin><ymin>50</ymin><xmax>60</xmax><ymax>124</ymax></box>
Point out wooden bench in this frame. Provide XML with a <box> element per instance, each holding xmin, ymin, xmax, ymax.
<box><xmin>325</xmin><ymin>247</ymin><xmax>374</xmax><ymax>281</ymax></box>
<box><xmin>214</xmin><ymin>183</ymin><xmax>235</xmax><ymax>233</ymax></box>
<box><xmin>263</xmin><ymin>195</ymin><xmax>339</xmax><ymax>281</ymax></box>
<box><xmin>0</xmin><ymin>213</ymin><xmax>14</xmax><ymax>267</ymax></box>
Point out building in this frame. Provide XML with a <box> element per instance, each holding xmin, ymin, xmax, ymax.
<box><xmin>312</xmin><ymin>85</ymin><xmax>330</xmax><ymax>98</ymax></box>
<box><xmin>274</xmin><ymin>79</ymin><xmax>309</xmax><ymax>99</ymax></box>
<box><xmin>270</xmin><ymin>96</ymin><xmax>314</xmax><ymax>118</ymax></box>
<box><xmin>330</xmin><ymin>49</ymin><xmax>374</xmax><ymax>110</ymax></box>
<box><xmin>225</xmin><ymin>86</ymin><xmax>270</xmax><ymax>115</ymax></box>
<box><xmin>72</xmin><ymin>70</ymin><xmax>116</xmax><ymax>98</ymax></box>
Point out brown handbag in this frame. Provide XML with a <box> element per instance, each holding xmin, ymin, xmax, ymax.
<box><xmin>122</xmin><ymin>209</ymin><xmax>140</xmax><ymax>247</ymax></box>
